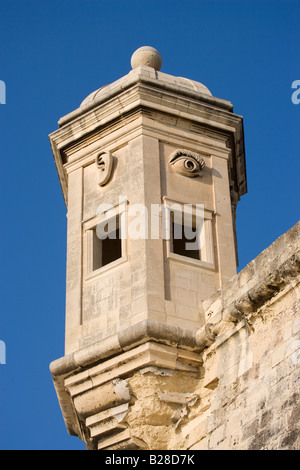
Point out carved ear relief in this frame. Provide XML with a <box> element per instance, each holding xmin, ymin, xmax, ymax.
<box><xmin>169</xmin><ymin>149</ymin><xmax>205</xmax><ymax>177</ymax></box>
<box><xmin>96</xmin><ymin>150</ymin><xmax>113</xmax><ymax>186</ymax></box>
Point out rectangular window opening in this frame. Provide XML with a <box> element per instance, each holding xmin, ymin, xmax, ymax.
<box><xmin>92</xmin><ymin>215</ymin><xmax>122</xmax><ymax>270</ymax></box>
<box><xmin>171</xmin><ymin>217</ymin><xmax>201</xmax><ymax>261</ymax></box>
<box><xmin>163</xmin><ymin>197</ymin><xmax>214</xmax><ymax>269</ymax></box>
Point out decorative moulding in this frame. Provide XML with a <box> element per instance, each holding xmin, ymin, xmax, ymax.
<box><xmin>51</xmin><ymin>341</ymin><xmax>203</xmax><ymax>448</ymax></box>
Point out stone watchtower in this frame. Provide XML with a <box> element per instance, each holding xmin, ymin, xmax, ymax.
<box><xmin>49</xmin><ymin>47</ymin><xmax>247</xmax><ymax>450</ymax></box>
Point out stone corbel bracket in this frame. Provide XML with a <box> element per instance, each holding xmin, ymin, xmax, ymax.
<box><xmin>50</xmin><ymin>320</ymin><xmax>203</xmax><ymax>449</ymax></box>
<box><xmin>169</xmin><ymin>149</ymin><xmax>205</xmax><ymax>177</ymax></box>
<box><xmin>52</xmin><ymin>342</ymin><xmax>202</xmax><ymax>450</ymax></box>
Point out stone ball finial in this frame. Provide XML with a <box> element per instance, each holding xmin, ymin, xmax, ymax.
<box><xmin>131</xmin><ymin>46</ymin><xmax>162</xmax><ymax>71</ymax></box>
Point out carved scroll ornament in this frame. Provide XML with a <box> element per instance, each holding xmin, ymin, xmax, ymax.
<box><xmin>169</xmin><ymin>149</ymin><xmax>205</xmax><ymax>177</ymax></box>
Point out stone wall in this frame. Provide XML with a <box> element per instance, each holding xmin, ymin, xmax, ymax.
<box><xmin>182</xmin><ymin>221</ymin><xmax>300</xmax><ymax>450</ymax></box>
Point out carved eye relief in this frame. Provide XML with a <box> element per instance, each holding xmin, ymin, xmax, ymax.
<box><xmin>169</xmin><ymin>149</ymin><xmax>205</xmax><ymax>177</ymax></box>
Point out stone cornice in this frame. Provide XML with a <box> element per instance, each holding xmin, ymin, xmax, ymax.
<box><xmin>50</xmin><ymin>319</ymin><xmax>200</xmax><ymax>378</ymax></box>
<box><xmin>50</xmin><ymin>334</ymin><xmax>202</xmax><ymax>440</ymax></box>
<box><xmin>50</xmin><ymin>319</ymin><xmax>201</xmax><ymax>436</ymax></box>
<box><xmin>49</xmin><ymin>74</ymin><xmax>247</xmax><ymax>208</ymax></box>
<box><xmin>58</xmin><ymin>66</ymin><xmax>233</xmax><ymax>128</ymax></box>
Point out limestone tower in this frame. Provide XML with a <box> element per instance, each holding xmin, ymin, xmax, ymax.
<box><xmin>49</xmin><ymin>46</ymin><xmax>247</xmax><ymax>450</ymax></box>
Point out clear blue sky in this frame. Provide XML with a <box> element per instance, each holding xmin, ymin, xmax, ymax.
<box><xmin>0</xmin><ymin>0</ymin><xmax>299</xmax><ymax>450</ymax></box>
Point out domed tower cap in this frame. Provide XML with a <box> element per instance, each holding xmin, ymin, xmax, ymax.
<box><xmin>131</xmin><ymin>46</ymin><xmax>162</xmax><ymax>71</ymax></box>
